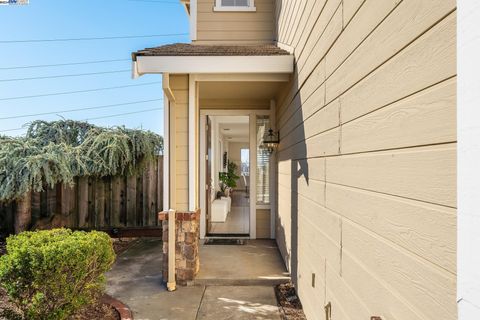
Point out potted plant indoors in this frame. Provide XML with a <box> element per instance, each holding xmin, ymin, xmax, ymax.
<box><xmin>219</xmin><ymin>161</ymin><xmax>240</xmax><ymax>197</ymax></box>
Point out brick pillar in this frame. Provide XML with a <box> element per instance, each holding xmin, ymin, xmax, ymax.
<box><xmin>159</xmin><ymin>209</ymin><xmax>200</xmax><ymax>286</ymax></box>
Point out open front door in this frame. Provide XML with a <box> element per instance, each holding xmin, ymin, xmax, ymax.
<box><xmin>205</xmin><ymin>116</ymin><xmax>213</xmax><ymax>234</ymax></box>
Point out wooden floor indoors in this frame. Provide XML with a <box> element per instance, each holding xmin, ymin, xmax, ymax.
<box><xmin>209</xmin><ymin>191</ymin><xmax>249</xmax><ymax>234</ymax></box>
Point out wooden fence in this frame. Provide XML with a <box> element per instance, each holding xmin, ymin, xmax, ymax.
<box><xmin>0</xmin><ymin>156</ymin><xmax>163</xmax><ymax>235</ymax></box>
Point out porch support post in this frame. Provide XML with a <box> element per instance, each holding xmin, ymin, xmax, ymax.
<box><xmin>163</xmin><ymin>73</ymin><xmax>177</xmax><ymax>209</ymax></box>
<box><xmin>188</xmin><ymin>74</ymin><xmax>196</xmax><ymax>211</ymax></box>
<box><xmin>162</xmin><ymin>74</ymin><xmax>173</xmax><ymax>211</ymax></box>
<box><xmin>270</xmin><ymin>99</ymin><xmax>277</xmax><ymax>239</ymax></box>
<box><xmin>163</xmin><ymin>94</ymin><xmax>170</xmax><ymax>211</ymax></box>
<box><xmin>249</xmin><ymin>111</ymin><xmax>257</xmax><ymax>239</ymax></box>
<box><xmin>167</xmin><ymin>209</ymin><xmax>176</xmax><ymax>291</ymax></box>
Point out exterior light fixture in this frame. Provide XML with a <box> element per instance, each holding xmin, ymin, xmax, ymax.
<box><xmin>262</xmin><ymin>128</ymin><xmax>280</xmax><ymax>153</ymax></box>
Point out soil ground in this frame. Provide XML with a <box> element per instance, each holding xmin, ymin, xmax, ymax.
<box><xmin>275</xmin><ymin>282</ymin><xmax>307</xmax><ymax>320</ymax></box>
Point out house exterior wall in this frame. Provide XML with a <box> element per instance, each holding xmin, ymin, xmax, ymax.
<box><xmin>195</xmin><ymin>0</ymin><xmax>275</xmax><ymax>44</ymax></box>
<box><xmin>256</xmin><ymin>208</ymin><xmax>271</xmax><ymax>239</ymax></box>
<box><xmin>274</xmin><ymin>0</ymin><xmax>457</xmax><ymax>319</ymax></box>
<box><xmin>170</xmin><ymin>74</ymin><xmax>190</xmax><ymax>211</ymax></box>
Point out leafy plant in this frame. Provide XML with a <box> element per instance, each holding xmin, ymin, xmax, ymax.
<box><xmin>0</xmin><ymin>120</ymin><xmax>163</xmax><ymax>202</ymax></box>
<box><xmin>219</xmin><ymin>161</ymin><xmax>240</xmax><ymax>194</ymax></box>
<box><xmin>0</xmin><ymin>229</ymin><xmax>115</xmax><ymax>320</ymax></box>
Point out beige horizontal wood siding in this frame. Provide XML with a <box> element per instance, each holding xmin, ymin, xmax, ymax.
<box><xmin>256</xmin><ymin>208</ymin><xmax>271</xmax><ymax>238</ymax></box>
<box><xmin>274</xmin><ymin>0</ymin><xmax>457</xmax><ymax>319</ymax></box>
<box><xmin>195</xmin><ymin>0</ymin><xmax>275</xmax><ymax>44</ymax></box>
<box><xmin>170</xmin><ymin>75</ymin><xmax>189</xmax><ymax>212</ymax></box>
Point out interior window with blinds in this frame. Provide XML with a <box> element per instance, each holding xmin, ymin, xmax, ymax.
<box><xmin>221</xmin><ymin>0</ymin><xmax>250</xmax><ymax>6</ymax></box>
<box><xmin>256</xmin><ymin>116</ymin><xmax>270</xmax><ymax>205</ymax></box>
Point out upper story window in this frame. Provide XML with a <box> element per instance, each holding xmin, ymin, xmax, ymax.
<box><xmin>214</xmin><ymin>0</ymin><xmax>256</xmax><ymax>12</ymax></box>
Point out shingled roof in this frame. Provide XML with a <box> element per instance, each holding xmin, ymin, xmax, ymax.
<box><xmin>132</xmin><ymin>43</ymin><xmax>290</xmax><ymax>60</ymax></box>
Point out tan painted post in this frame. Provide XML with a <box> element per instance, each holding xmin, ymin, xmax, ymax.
<box><xmin>167</xmin><ymin>209</ymin><xmax>176</xmax><ymax>292</ymax></box>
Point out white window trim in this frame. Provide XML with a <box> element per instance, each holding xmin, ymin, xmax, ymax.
<box><xmin>214</xmin><ymin>0</ymin><xmax>256</xmax><ymax>12</ymax></box>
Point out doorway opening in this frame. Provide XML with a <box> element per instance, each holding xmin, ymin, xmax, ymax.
<box><xmin>205</xmin><ymin>115</ymin><xmax>250</xmax><ymax>237</ymax></box>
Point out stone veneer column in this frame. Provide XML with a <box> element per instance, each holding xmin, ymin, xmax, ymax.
<box><xmin>158</xmin><ymin>209</ymin><xmax>200</xmax><ymax>286</ymax></box>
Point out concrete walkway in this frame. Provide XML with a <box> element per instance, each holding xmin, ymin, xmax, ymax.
<box><xmin>106</xmin><ymin>238</ymin><xmax>285</xmax><ymax>320</ymax></box>
<box><xmin>196</xmin><ymin>239</ymin><xmax>290</xmax><ymax>286</ymax></box>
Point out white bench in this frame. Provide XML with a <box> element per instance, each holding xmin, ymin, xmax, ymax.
<box><xmin>221</xmin><ymin>196</ymin><xmax>231</xmax><ymax>212</ymax></box>
<box><xmin>211</xmin><ymin>199</ymin><xmax>229</xmax><ymax>222</ymax></box>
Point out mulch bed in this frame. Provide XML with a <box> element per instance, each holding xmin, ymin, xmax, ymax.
<box><xmin>0</xmin><ymin>287</ymin><xmax>22</xmax><ymax>320</ymax></box>
<box><xmin>275</xmin><ymin>282</ymin><xmax>307</xmax><ymax>320</ymax></box>
<box><xmin>70</xmin><ymin>300</ymin><xmax>119</xmax><ymax>320</ymax></box>
<box><xmin>0</xmin><ymin>287</ymin><xmax>120</xmax><ymax>320</ymax></box>
<box><xmin>112</xmin><ymin>237</ymin><xmax>138</xmax><ymax>255</ymax></box>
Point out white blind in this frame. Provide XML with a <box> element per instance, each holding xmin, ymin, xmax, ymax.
<box><xmin>256</xmin><ymin>116</ymin><xmax>270</xmax><ymax>205</ymax></box>
<box><xmin>221</xmin><ymin>0</ymin><xmax>250</xmax><ymax>6</ymax></box>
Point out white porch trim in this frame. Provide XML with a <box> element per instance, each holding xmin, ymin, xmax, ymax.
<box><xmin>249</xmin><ymin>111</ymin><xmax>257</xmax><ymax>239</ymax></box>
<box><xmin>269</xmin><ymin>99</ymin><xmax>276</xmax><ymax>239</ymax></box>
<box><xmin>134</xmin><ymin>55</ymin><xmax>294</xmax><ymax>75</ymax></box>
<box><xmin>162</xmin><ymin>73</ymin><xmax>175</xmax><ymax>102</ymax></box>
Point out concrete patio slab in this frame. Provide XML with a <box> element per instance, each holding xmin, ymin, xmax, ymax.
<box><xmin>107</xmin><ymin>238</ymin><xmax>164</xmax><ymax>300</ymax></box>
<box><xmin>107</xmin><ymin>238</ymin><xmax>206</xmax><ymax>320</ymax></box>
<box><xmin>106</xmin><ymin>238</ymin><xmax>285</xmax><ymax>319</ymax></box>
<box><xmin>197</xmin><ymin>286</ymin><xmax>281</xmax><ymax>320</ymax></box>
<box><xmin>195</xmin><ymin>240</ymin><xmax>290</xmax><ymax>286</ymax></box>
<box><xmin>125</xmin><ymin>286</ymin><xmax>206</xmax><ymax>320</ymax></box>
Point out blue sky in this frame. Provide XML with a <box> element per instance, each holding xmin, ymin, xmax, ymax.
<box><xmin>0</xmin><ymin>0</ymin><xmax>189</xmax><ymax>137</ymax></box>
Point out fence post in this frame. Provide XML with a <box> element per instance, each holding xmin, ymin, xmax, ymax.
<box><xmin>15</xmin><ymin>191</ymin><xmax>32</xmax><ymax>234</ymax></box>
<box><xmin>77</xmin><ymin>177</ymin><xmax>89</xmax><ymax>228</ymax></box>
<box><xmin>111</xmin><ymin>176</ymin><xmax>122</xmax><ymax>227</ymax></box>
<box><xmin>167</xmin><ymin>209</ymin><xmax>176</xmax><ymax>292</ymax></box>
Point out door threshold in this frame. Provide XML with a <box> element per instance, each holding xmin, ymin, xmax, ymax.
<box><xmin>205</xmin><ymin>233</ymin><xmax>250</xmax><ymax>239</ymax></box>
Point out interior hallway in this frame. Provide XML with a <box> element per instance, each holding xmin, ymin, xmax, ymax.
<box><xmin>209</xmin><ymin>190</ymin><xmax>249</xmax><ymax>234</ymax></box>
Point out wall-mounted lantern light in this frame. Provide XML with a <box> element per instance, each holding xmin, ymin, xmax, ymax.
<box><xmin>261</xmin><ymin>128</ymin><xmax>280</xmax><ymax>153</ymax></box>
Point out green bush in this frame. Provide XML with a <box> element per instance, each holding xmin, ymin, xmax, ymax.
<box><xmin>0</xmin><ymin>229</ymin><xmax>115</xmax><ymax>320</ymax></box>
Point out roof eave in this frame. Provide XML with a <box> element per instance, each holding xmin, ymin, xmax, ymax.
<box><xmin>132</xmin><ymin>55</ymin><xmax>294</xmax><ymax>78</ymax></box>
<box><xmin>180</xmin><ymin>0</ymin><xmax>190</xmax><ymax>15</ymax></box>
